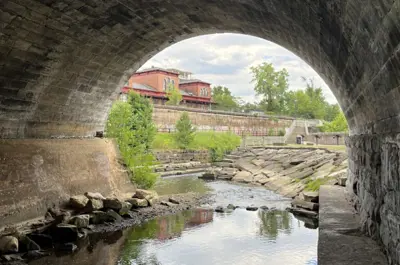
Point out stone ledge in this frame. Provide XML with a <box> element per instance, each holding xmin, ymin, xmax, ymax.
<box><xmin>318</xmin><ymin>185</ymin><xmax>387</xmax><ymax>265</ymax></box>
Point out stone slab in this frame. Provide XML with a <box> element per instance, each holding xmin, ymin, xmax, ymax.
<box><xmin>318</xmin><ymin>185</ymin><xmax>387</xmax><ymax>265</ymax></box>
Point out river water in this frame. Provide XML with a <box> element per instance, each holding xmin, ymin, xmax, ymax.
<box><xmin>29</xmin><ymin>175</ymin><xmax>318</xmax><ymax>265</ymax></box>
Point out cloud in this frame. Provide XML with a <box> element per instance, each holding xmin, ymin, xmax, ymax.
<box><xmin>140</xmin><ymin>33</ymin><xmax>337</xmax><ymax>104</ymax></box>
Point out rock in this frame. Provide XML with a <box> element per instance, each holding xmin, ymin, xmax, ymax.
<box><xmin>291</xmin><ymin>198</ymin><xmax>319</xmax><ymax>211</ymax></box>
<box><xmin>232</xmin><ymin>171</ymin><xmax>253</xmax><ymax>183</ymax></box>
<box><xmin>288</xmin><ymin>207</ymin><xmax>318</xmax><ymax>219</ymax></box>
<box><xmin>147</xmin><ymin>197</ymin><xmax>158</xmax><ymax>207</ymax></box>
<box><xmin>23</xmin><ymin>250</ymin><xmax>50</xmax><ymax>259</ymax></box>
<box><xmin>106</xmin><ymin>209</ymin><xmax>123</xmax><ymax>223</ymax></box>
<box><xmin>215</xmin><ymin>206</ymin><xmax>225</xmax><ymax>213</ymax></box>
<box><xmin>160</xmin><ymin>201</ymin><xmax>174</xmax><ymax>207</ymax></box>
<box><xmin>338</xmin><ymin>176</ymin><xmax>347</xmax><ymax>186</ymax></box>
<box><xmin>103</xmin><ymin>198</ymin><xmax>124</xmax><ymax>210</ymax></box>
<box><xmin>119</xmin><ymin>202</ymin><xmax>132</xmax><ymax>216</ymax></box>
<box><xmin>303</xmin><ymin>191</ymin><xmax>319</xmax><ymax>203</ymax></box>
<box><xmin>199</xmin><ymin>171</ymin><xmax>216</xmax><ymax>180</ymax></box>
<box><xmin>227</xmin><ymin>204</ymin><xmax>236</xmax><ymax>210</ymax></box>
<box><xmin>70</xmin><ymin>215</ymin><xmax>90</xmax><ymax>228</ymax></box>
<box><xmin>0</xmin><ymin>236</ymin><xmax>18</xmax><ymax>254</ymax></box>
<box><xmin>246</xmin><ymin>206</ymin><xmax>258</xmax><ymax>211</ymax></box>
<box><xmin>69</xmin><ymin>195</ymin><xmax>89</xmax><ymax>209</ymax></box>
<box><xmin>28</xmin><ymin>234</ymin><xmax>52</xmax><ymax>249</ymax></box>
<box><xmin>58</xmin><ymin>243</ymin><xmax>77</xmax><ymax>253</ymax></box>
<box><xmin>85</xmin><ymin>192</ymin><xmax>106</xmax><ymax>200</ymax></box>
<box><xmin>133</xmin><ymin>189</ymin><xmax>158</xmax><ymax>200</ymax></box>
<box><xmin>52</xmin><ymin>224</ymin><xmax>78</xmax><ymax>243</ymax></box>
<box><xmin>127</xmin><ymin>198</ymin><xmax>149</xmax><ymax>208</ymax></box>
<box><xmin>260</xmin><ymin>206</ymin><xmax>269</xmax><ymax>210</ymax></box>
<box><xmin>19</xmin><ymin>235</ymin><xmax>40</xmax><ymax>252</ymax></box>
<box><xmin>253</xmin><ymin>174</ymin><xmax>268</xmax><ymax>184</ymax></box>
<box><xmin>2</xmin><ymin>254</ymin><xmax>23</xmax><ymax>261</ymax></box>
<box><xmin>252</xmin><ymin>159</ymin><xmax>265</xmax><ymax>167</ymax></box>
<box><xmin>90</xmin><ymin>211</ymin><xmax>115</xmax><ymax>225</ymax></box>
<box><xmin>168</xmin><ymin>198</ymin><xmax>180</xmax><ymax>204</ymax></box>
<box><xmin>47</xmin><ymin>207</ymin><xmax>72</xmax><ymax>224</ymax></box>
<box><xmin>85</xmin><ymin>199</ymin><xmax>104</xmax><ymax>212</ymax></box>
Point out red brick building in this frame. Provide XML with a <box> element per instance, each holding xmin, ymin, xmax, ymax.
<box><xmin>120</xmin><ymin>67</ymin><xmax>214</xmax><ymax>109</ymax></box>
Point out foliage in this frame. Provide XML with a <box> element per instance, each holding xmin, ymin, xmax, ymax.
<box><xmin>212</xmin><ymin>86</ymin><xmax>240</xmax><ymax>111</ymax></box>
<box><xmin>324</xmin><ymin>104</ymin><xmax>341</xmax><ymax>122</ymax></box>
<box><xmin>166</xmin><ymin>83</ymin><xmax>182</xmax><ymax>106</ymax></box>
<box><xmin>106</xmin><ymin>91</ymin><xmax>158</xmax><ymax>189</ymax></box>
<box><xmin>278</xmin><ymin>129</ymin><xmax>285</xmax><ymax>136</ymax></box>
<box><xmin>153</xmin><ymin>132</ymin><xmax>241</xmax><ymax>162</ymax></box>
<box><xmin>305</xmin><ymin>177</ymin><xmax>335</xmax><ymax>191</ymax></box>
<box><xmin>250</xmin><ymin>62</ymin><xmax>289</xmax><ymax>113</ymax></box>
<box><xmin>174</xmin><ymin>112</ymin><xmax>196</xmax><ymax>149</ymax></box>
<box><xmin>319</xmin><ymin>111</ymin><xmax>348</xmax><ymax>132</ymax></box>
<box><xmin>268</xmin><ymin>128</ymin><xmax>275</xmax><ymax>136</ymax></box>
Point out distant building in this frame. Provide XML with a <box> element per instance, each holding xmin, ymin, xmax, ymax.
<box><xmin>120</xmin><ymin>67</ymin><xmax>214</xmax><ymax>109</ymax></box>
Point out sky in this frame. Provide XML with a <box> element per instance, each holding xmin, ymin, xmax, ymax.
<box><xmin>139</xmin><ymin>33</ymin><xmax>337</xmax><ymax>104</ymax></box>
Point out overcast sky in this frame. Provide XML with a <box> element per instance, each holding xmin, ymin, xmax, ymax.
<box><xmin>140</xmin><ymin>33</ymin><xmax>337</xmax><ymax>104</ymax></box>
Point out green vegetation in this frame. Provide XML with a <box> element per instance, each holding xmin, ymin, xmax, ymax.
<box><xmin>212</xmin><ymin>85</ymin><xmax>241</xmax><ymax>111</ymax></box>
<box><xmin>174</xmin><ymin>112</ymin><xmax>196</xmax><ymax>149</ymax></box>
<box><xmin>319</xmin><ymin>111</ymin><xmax>348</xmax><ymax>132</ymax></box>
<box><xmin>304</xmin><ymin>177</ymin><xmax>335</xmax><ymax>191</ymax></box>
<box><xmin>166</xmin><ymin>83</ymin><xmax>182</xmax><ymax>105</ymax></box>
<box><xmin>153</xmin><ymin>131</ymin><xmax>241</xmax><ymax>161</ymax></box>
<box><xmin>106</xmin><ymin>91</ymin><xmax>158</xmax><ymax>189</ymax></box>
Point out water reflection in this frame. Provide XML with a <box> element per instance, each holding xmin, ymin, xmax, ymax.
<box><xmin>154</xmin><ymin>175</ymin><xmax>211</xmax><ymax>195</ymax></box>
<box><xmin>117</xmin><ymin>207</ymin><xmax>317</xmax><ymax>265</ymax></box>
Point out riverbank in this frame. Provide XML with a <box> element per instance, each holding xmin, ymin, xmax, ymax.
<box><xmin>0</xmin><ymin>190</ymin><xmax>212</xmax><ymax>264</ymax></box>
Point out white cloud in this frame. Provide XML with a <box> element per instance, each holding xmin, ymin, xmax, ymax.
<box><xmin>140</xmin><ymin>33</ymin><xmax>337</xmax><ymax>104</ymax></box>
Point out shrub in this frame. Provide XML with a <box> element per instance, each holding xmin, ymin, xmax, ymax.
<box><xmin>106</xmin><ymin>91</ymin><xmax>158</xmax><ymax>189</ymax></box>
<box><xmin>174</xmin><ymin>112</ymin><xmax>196</xmax><ymax>149</ymax></box>
<box><xmin>278</xmin><ymin>129</ymin><xmax>285</xmax><ymax>136</ymax></box>
<box><xmin>268</xmin><ymin>128</ymin><xmax>275</xmax><ymax>136</ymax></box>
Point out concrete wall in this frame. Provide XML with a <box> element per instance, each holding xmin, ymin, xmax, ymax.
<box><xmin>0</xmin><ymin>139</ymin><xmax>134</xmax><ymax>227</ymax></box>
<box><xmin>153</xmin><ymin>106</ymin><xmax>293</xmax><ymax>135</ymax></box>
<box><xmin>346</xmin><ymin>134</ymin><xmax>400</xmax><ymax>265</ymax></box>
<box><xmin>306</xmin><ymin>133</ymin><xmax>347</xmax><ymax>145</ymax></box>
<box><xmin>241</xmin><ymin>136</ymin><xmax>285</xmax><ymax>147</ymax></box>
<box><xmin>153</xmin><ymin>150</ymin><xmax>210</xmax><ymax>164</ymax></box>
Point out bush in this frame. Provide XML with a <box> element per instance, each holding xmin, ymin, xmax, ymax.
<box><xmin>174</xmin><ymin>112</ymin><xmax>196</xmax><ymax>149</ymax></box>
<box><xmin>106</xmin><ymin>91</ymin><xmax>158</xmax><ymax>189</ymax></box>
<box><xmin>278</xmin><ymin>129</ymin><xmax>285</xmax><ymax>136</ymax></box>
<box><xmin>268</xmin><ymin>128</ymin><xmax>275</xmax><ymax>136</ymax></box>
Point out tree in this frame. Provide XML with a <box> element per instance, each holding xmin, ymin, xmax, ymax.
<box><xmin>166</xmin><ymin>83</ymin><xmax>182</xmax><ymax>106</ymax></box>
<box><xmin>174</xmin><ymin>112</ymin><xmax>196</xmax><ymax>149</ymax></box>
<box><xmin>324</xmin><ymin>103</ymin><xmax>341</xmax><ymax>122</ymax></box>
<box><xmin>250</xmin><ymin>62</ymin><xmax>289</xmax><ymax>113</ymax></box>
<box><xmin>319</xmin><ymin>111</ymin><xmax>348</xmax><ymax>132</ymax></box>
<box><xmin>106</xmin><ymin>91</ymin><xmax>158</xmax><ymax>188</ymax></box>
<box><xmin>212</xmin><ymin>86</ymin><xmax>240</xmax><ymax>111</ymax></box>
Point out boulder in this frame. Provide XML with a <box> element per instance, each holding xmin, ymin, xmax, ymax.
<box><xmin>260</xmin><ymin>206</ymin><xmax>269</xmax><ymax>211</ymax></box>
<box><xmin>288</xmin><ymin>207</ymin><xmax>318</xmax><ymax>219</ymax></box>
<box><xmin>215</xmin><ymin>206</ymin><xmax>225</xmax><ymax>213</ymax></box>
<box><xmin>106</xmin><ymin>210</ymin><xmax>123</xmax><ymax>223</ymax></box>
<box><xmin>85</xmin><ymin>192</ymin><xmax>106</xmax><ymax>200</ymax></box>
<box><xmin>51</xmin><ymin>224</ymin><xmax>78</xmax><ymax>243</ymax></box>
<box><xmin>85</xmin><ymin>199</ymin><xmax>104</xmax><ymax>212</ymax></box>
<box><xmin>246</xmin><ymin>206</ymin><xmax>258</xmax><ymax>211</ymax></box>
<box><xmin>133</xmin><ymin>189</ymin><xmax>158</xmax><ymax>200</ymax></box>
<box><xmin>28</xmin><ymin>234</ymin><xmax>52</xmax><ymax>249</ymax></box>
<box><xmin>103</xmin><ymin>198</ymin><xmax>124</xmax><ymax>210</ymax></box>
<box><xmin>19</xmin><ymin>236</ymin><xmax>40</xmax><ymax>252</ymax></box>
<box><xmin>70</xmin><ymin>215</ymin><xmax>90</xmax><ymax>228</ymax></box>
<box><xmin>58</xmin><ymin>243</ymin><xmax>77</xmax><ymax>253</ymax></box>
<box><xmin>338</xmin><ymin>176</ymin><xmax>347</xmax><ymax>187</ymax></box>
<box><xmin>90</xmin><ymin>211</ymin><xmax>120</xmax><ymax>224</ymax></box>
<box><xmin>303</xmin><ymin>191</ymin><xmax>319</xmax><ymax>203</ymax></box>
<box><xmin>253</xmin><ymin>174</ymin><xmax>269</xmax><ymax>184</ymax></box>
<box><xmin>69</xmin><ymin>195</ymin><xmax>89</xmax><ymax>209</ymax></box>
<box><xmin>232</xmin><ymin>171</ymin><xmax>253</xmax><ymax>183</ymax></box>
<box><xmin>127</xmin><ymin>198</ymin><xmax>149</xmax><ymax>208</ymax></box>
<box><xmin>119</xmin><ymin>202</ymin><xmax>132</xmax><ymax>216</ymax></box>
<box><xmin>291</xmin><ymin>198</ymin><xmax>319</xmax><ymax>211</ymax></box>
<box><xmin>0</xmin><ymin>236</ymin><xmax>19</xmax><ymax>254</ymax></box>
<box><xmin>147</xmin><ymin>197</ymin><xmax>158</xmax><ymax>207</ymax></box>
<box><xmin>227</xmin><ymin>204</ymin><xmax>236</xmax><ymax>210</ymax></box>
<box><xmin>252</xmin><ymin>159</ymin><xmax>265</xmax><ymax>167</ymax></box>
<box><xmin>199</xmin><ymin>171</ymin><xmax>216</xmax><ymax>180</ymax></box>
<box><xmin>47</xmin><ymin>207</ymin><xmax>72</xmax><ymax>224</ymax></box>
<box><xmin>168</xmin><ymin>198</ymin><xmax>180</xmax><ymax>204</ymax></box>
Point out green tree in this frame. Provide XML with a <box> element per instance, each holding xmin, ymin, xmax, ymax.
<box><xmin>324</xmin><ymin>103</ymin><xmax>341</xmax><ymax>122</ymax></box>
<box><xmin>166</xmin><ymin>83</ymin><xmax>182</xmax><ymax>106</ymax></box>
<box><xmin>250</xmin><ymin>62</ymin><xmax>289</xmax><ymax>113</ymax></box>
<box><xmin>319</xmin><ymin>111</ymin><xmax>348</xmax><ymax>132</ymax></box>
<box><xmin>174</xmin><ymin>112</ymin><xmax>196</xmax><ymax>149</ymax></box>
<box><xmin>212</xmin><ymin>86</ymin><xmax>240</xmax><ymax>111</ymax></box>
<box><xmin>106</xmin><ymin>91</ymin><xmax>158</xmax><ymax>188</ymax></box>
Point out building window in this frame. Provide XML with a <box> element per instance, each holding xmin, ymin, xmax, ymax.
<box><xmin>163</xmin><ymin>79</ymin><xmax>167</xmax><ymax>91</ymax></box>
<box><xmin>200</xmin><ymin>87</ymin><xmax>208</xmax><ymax>97</ymax></box>
<box><xmin>164</xmin><ymin>77</ymin><xmax>175</xmax><ymax>91</ymax></box>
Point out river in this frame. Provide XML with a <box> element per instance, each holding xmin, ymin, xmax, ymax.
<box><xmin>29</xmin><ymin>175</ymin><xmax>318</xmax><ymax>265</ymax></box>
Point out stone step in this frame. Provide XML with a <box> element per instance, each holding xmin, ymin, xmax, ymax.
<box><xmin>214</xmin><ymin>162</ymin><xmax>234</xmax><ymax>168</ymax></box>
<box><xmin>225</xmin><ymin>154</ymin><xmax>241</xmax><ymax>160</ymax></box>
<box><xmin>221</xmin><ymin>158</ymin><xmax>235</xmax><ymax>163</ymax></box>
<box><xmin>291</xmin><ymin>198</ymin><xmax>319</xmax><ymax>211</ymax></box>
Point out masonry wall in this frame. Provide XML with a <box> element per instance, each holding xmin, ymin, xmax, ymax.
<box><xmin>153</xmin><ymin>106</ymin><xmax>293</xmax><ymax>135</ymax></box>
<box><xmin>0</xmin><ymin>139</ymin><xmax>134</xmax><ymax>227</ymax></box>
<box><xmin>346</xmin><ymin>134</ymin><xmax>400</xmax><ymax>265</ymax></box>
<box><xmin>153</xmin><ymin>150</ymin><xmax>210</xmax><ymax>164</ymax></box>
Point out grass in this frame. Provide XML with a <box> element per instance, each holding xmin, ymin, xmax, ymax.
<box><xmin>304</xmin><ymin>177</ymin><xmax>336</xmax><ymax>191</ymax></box>
<box><xmin>152</xmin><ymin>131</ymin><xmax>241</xmax><ymax>151</ymax></box>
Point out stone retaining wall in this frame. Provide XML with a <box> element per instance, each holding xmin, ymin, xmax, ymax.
<box><xmin>0</xmin><ymin>139</ymin><xmax>134</xmax><ymax>227</ymax></box>
<box><xmin>346</xmin><ymin>134</ymin><xmax>399</xmax><ymax>265</ymax></box>
<box><xmin>153</xmin><ymin>150</ymin><xmax>210</xmax><ymax>164</ymax></box>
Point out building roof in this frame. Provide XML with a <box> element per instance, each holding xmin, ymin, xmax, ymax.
<box><xmin>179</xmin><ymin>79</ymin><xmax>211</xmax><ymax>85</ymax></box>
<box><xmin>132</xmin><ymin>83</ymin><xmax>157</xmax><ymax>91</ymax></box>
<box><xmin>167</xmin><ymin>68</ymin><xmax>193</xmax><ymax>75</ymax></box>
<box><xmin>135</xmin><ymin>67</ymin><xmax>178</xmax><ymax>76</ymax></box>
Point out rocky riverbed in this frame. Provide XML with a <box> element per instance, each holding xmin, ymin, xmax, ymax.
<box><xmin>0</xmin><ymin>190</ymin><xmax>211</xmax><ymax>264</ymax></box>
<box><xmin>202</xmin><ymin>147</ymin><xmax>348</xmax><ymax>221</ymax></box>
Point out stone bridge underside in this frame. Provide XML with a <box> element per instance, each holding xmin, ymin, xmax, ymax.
<box><xmin>1</xmin><ymin>0</ymin><xmax>400</xmax><ymax>263</ymax></box>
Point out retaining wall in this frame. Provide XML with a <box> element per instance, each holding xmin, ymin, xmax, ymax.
<box><xmin>153</xmin><ymin>150</ymin><xmax>210</xmax><ymax>164</ymax></box>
